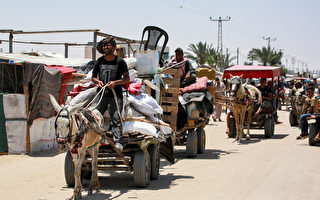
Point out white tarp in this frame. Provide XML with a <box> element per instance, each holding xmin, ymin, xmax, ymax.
<box><xmin>3</xmin><ymin>94</ymin><xmax>27</xmax><ymax>119</ymax></box>
<box><xmin>3</xmin><ymin>94</ymin><xmax>28</xmax><ymax>154</ymax></box>
<box><xmin>30</xmin><ymin>117</ymin><xmax>56</xmax><ymax>153</ymax></box>
<box><xmin>6</xmin><ymin>121</ymin><xmax>27</xmax><ymax>154</ymax></box>
<box><xmin>0</xmin><ymin>52</ymin><xmax>92</xmax><ymax>67</ymax></box>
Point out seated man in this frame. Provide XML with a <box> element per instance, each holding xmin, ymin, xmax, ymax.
<box><xmin>297</xmin><ymin>86</ymin><xmax>316</xmax><ymax>140</ymax></box>
<box><xmin>256</xmin><ymin>78</ymin><xmax>273</xmax><ymax>115</ymax></box>
<box><xmin>169</xmin><ymin>47</ymin><xmax>196</xmax><ymax>93</ymax></box>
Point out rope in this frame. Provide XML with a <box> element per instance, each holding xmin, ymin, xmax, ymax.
<box><xmin>86</xmin><ymin>85</ymin><xmax>108</xmax><ymax>110</ymax></box>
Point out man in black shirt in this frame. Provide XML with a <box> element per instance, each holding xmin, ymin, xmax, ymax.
<box><xmin>256</xmin><ymin>78</ymin><xmax>273</xmax><ymax>115</ymax></box>
<box><xmin>92</xmin><ymin>37</ymin><xmax>130</xmax><ymax>152</ymax></box>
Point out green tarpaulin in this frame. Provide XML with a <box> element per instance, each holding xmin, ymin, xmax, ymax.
<box><xmin>0</xmin><ymin>93</ymin><xmax>8</xmax><ymax>152</ymax></box>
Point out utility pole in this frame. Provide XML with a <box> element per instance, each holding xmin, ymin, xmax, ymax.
<box><xmin>237</xmin><ymin>47</ymin><xmax>240</xmax><ymax>65</ymax></box>
<box><xmin>263</xmin><ymin>36</ymin><xmax>276</xmax><ymax>47</ymax></box>
<box><xmin>210</xmin><ymin>16</ymin><xmax>231</xmax><ymax>53</ymax></box>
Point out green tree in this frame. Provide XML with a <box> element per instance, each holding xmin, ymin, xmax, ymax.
<box><xmin>247</xmin><ymin>46</ymin><xmax>283</xmax><ymax>66</ymax></box>
<box><xmin>185</xmin><ymin>41</ymin><xmax>211</xmax><ymax>65</ymax></box>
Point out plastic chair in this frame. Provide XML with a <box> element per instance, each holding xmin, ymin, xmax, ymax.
<box><xmin>139</xmin><ymin>26</ymin><xmax>169</xmax><ymax>66</ymax></box>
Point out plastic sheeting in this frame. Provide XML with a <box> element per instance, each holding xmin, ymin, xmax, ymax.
<box><xmin>3</xmin><ymin>94</ymin><xmax>27</xmax><ymax>119</ymax></box>
<box><xmin>135</xmin><ymin>50</ymin><xmax>159</xmax><ymax>75</ymax></box>
<box><xmin>6</xmin><ymin>120</ymin><xmax>27</xmax><ymax>154</ymax></box>
<box><xmin>30</xmin><ymin>117</ymin><xmax>56</xmax><ymax>153</ymax></box>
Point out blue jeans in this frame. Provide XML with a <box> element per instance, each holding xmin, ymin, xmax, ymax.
<box><xmin>300</xmin><ymin>113</ymin><xmax>312</xmax><ymax>134</ymax></box>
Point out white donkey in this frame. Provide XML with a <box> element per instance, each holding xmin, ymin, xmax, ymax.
<box><xmin>229</xmin><ymin>75</ymin><xmax>262</xmax><ymax>142</ymax></box>
<box><xmin>50</xmin><ymin>94</ymin><xmax>103</xmax><ymax>200</ymax></box>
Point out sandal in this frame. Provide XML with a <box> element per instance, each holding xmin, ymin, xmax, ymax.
<box><xmin>314</xmin><ymin>133</ymin><xmax>320</xmax><ymax>142</ymax></box>
<box><xmin>297</xmin><ymin>133</ymin><xmax>309</xmax><ymax>140</ymax></box>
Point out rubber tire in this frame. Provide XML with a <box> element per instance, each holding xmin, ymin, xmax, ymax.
<box><xmin>228</xmin><ymin>118</ymin><xmax>236</xmax><ymax>138</ymax></box>
<box><xmin>133</xmin><ymin>151</ymin><xmax>151</xmax><ymax>187</ymax></box>
<box><xmin>264</xmin><ymin>117</ymin><xmax>273</xmax><ymax>138</ymax></box>
<box><xmin>186</xmin><ymin>129</ymin><xmax>198</xmax><ymax>158</ymax></box>
<box><xmin>289</xmin><ymin>110</ymin><xmax>297</xmax><ymax>127</ymax></box>
<box><xmin>65</xmin><ymin>150</ymin><xmax>75</xmax><ymax>187</ymax></box>
<box><xmin>196</xmin><ymin>127</ymin><xmax>206</xmax><ymax>154</ymax></box>
<box><xmin>149</xmin><ymin>144</ymin><xmax>160</xmax><ymax>180</ymax></box>
<box><xmin>271</xmin><ymin>119</ymin><xmax>275</xmax><ymax>136</ymax></box>
<box><xmin>309</xmin><ymin>123</ymin><xmax>318</xmax><ymax>146</ymax></box>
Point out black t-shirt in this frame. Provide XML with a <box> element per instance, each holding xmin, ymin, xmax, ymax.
<box><xmin>92</xmin><ymin>55</ymin><xmax>128</xmax><ymax>98</ymax></box>
<box><xmin>258</xmin><ymin>86</ymin><xmax>272</xmax><ymax>101</ymax></box>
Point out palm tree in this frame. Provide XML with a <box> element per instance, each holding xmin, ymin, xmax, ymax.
<box><xmin>185</xmin><ymin>42</ymin><xmax>211</xmax><ymax>65</ymax></box>
<box><xmin>247</xmin><ymin>46</ymin><xmax>283</xmax><ymax>66</ymax></box>
<box><xmin>221</xmin><ymin>53</ymin><xmax>236</xmax><ymax>69</ymax></box>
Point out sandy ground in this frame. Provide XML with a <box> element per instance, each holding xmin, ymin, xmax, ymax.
<box><xmin>0</xmin><ymin>109</ymin><xmax>319</xmax><ymax>200</ymax></box>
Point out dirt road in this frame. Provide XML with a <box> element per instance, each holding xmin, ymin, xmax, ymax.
<box><xmin>1</xmin><ymin>110</ymin><xmax>319</xmax><ymax>200</ymax></box>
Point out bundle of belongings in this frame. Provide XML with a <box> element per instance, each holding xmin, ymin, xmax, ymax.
<box><xmin>177</xmin><ymin>76</ymin><xmax>214</xmax><ymax>130</ymax></box>
<box><xmin>66</xmin><ymin>57</ymin><xmax>172</xmax><ymax>143</ymax></box>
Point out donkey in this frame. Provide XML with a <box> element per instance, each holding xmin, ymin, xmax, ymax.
<box><xmin>50</xmin><ymin>94</ymin><xmax>103</xmax><ymax>200</ymax></box>
<box><xmin>229</xmin><ymin>75</ymin><xmax>262</xmax><ymax>142</ymax></box>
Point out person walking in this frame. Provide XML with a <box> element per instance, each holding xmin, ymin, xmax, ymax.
<box><xmin>213</xmin><ymin>77</ymin><xmax>225</xmax><ymax>121</ymax></box>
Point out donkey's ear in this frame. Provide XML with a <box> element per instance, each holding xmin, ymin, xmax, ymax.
<box><xmin>239</xmin><ymin>74</ymin><xmax>243</xmax><ymax>79</ymax></box>
<box><xmin>230</xmin><ymin>74</ymin><xmax>234</xmax><ymax>78</ymax></box>
<box><xmin>49</xmin><ymin>94</ymin><xmax>62</xmax><ymax>113</ymax></box>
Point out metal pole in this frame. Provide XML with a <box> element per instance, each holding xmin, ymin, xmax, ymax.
<box><xmin>9</xmin><ymin>32</ymin><xmax>13</xmax><ymax>53</ymax></box>
<box><xmin>237</xmin><ymin>48</ymin><xmax>239</xmax><ymax>65</ymax></box>
<box><xmin>92</xmin><ymin>31</ymin><xmax>97</xmax><ymax>60</ymax></box>
<box><xmin>64</xmin><ymin>43</ymin><xmax>69</xmax><ymax>58</ymax></box>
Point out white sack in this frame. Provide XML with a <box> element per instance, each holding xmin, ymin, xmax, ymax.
<box><xmin>135</xmin><ymin>50</ymin><xmax>159</xmax><ymax>75</ymax></box>
<box><xmin>123</xmin><ymin>121</ymin><xmax>157</xmax><ymax>138</ymax></box>
<box><xmin>3</xmin><ymin>94</ymin><xmax>27</xmax><ymax>119</ymax></box>
<box><xmin>127</xmin><ymin>93</ymin><xmax>163</xmax><ymax>117</ymax></box>
<box><xmin>124</xmin><ymin>57</ymin><xmax>137</xmax><ymax>70</ymax></box>
<box><xmin>145</xmin><ymin>116</ymin><xmax>173</xmax><ymax>135</ymax></box>
<box><xmin>128</xmin><ymin>69</ymin><xmax>137</xmax><ymax>82</ymax></box>
<box><xmin>6</xmin><ymin>120</ymin><xmax>27</xmax><ymax>154</ymax></box>
<box><xmin>68</xmin><ymin>87</ymin><xmax>97</xmax><ymax>107</ymax></box>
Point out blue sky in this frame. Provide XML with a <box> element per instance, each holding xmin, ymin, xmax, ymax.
<box><xmin>0</xmin><ymin>0</ymin><xmax>319</xmax><ymax>72</ymax></box>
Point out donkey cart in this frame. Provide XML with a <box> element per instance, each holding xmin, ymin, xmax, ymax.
<box><xmin>223</xmin><ymin>65</ymin><xmax>282</xmax><ymax>139</ymax></box>
<box><xmin>158</xmin><ymin>68</ymin><xmax>213</xmax><ymax>157</ymax></box>
<box><xmin>64</xmin><ymin>123</ymin><xmax>174</xmax><ymax>188</ymax></box>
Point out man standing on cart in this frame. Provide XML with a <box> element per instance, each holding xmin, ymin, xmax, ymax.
<box><xmin>92</xmin><ymin>37</ymin><xmax>130</xmax><ymax>152</ymax></box>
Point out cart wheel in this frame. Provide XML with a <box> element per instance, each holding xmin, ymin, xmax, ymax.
<box><xmin>149</xmin><ymin>144</ymin><xmax>160</xmax><ymax>180</ymax></box>
<box><xmin>271</xmin><ymin>119</ymin><xmax>275</xmax><ymax>136</ymax></box>
<box><xmin>196</xmin><ymin>127</ymin><xmax>206</xmax><ymax>154</ymax></box>
<box><xmin>65</xmin><ymin>150</ymin><xmax>75</xmax><ymax>187</ymax></box>
<box><xmin>186</xmin><ymin>129</ymin><xmax>198</xmax><ymax>157</ymax></box>
<box><xmin>133</xmin><ymin>151</ymin><xmax>151</xmax><ymax>187</ymax></box>
<box><xmin>309</xmin><ymin>123</ymin><xmax>319</xmax><ymax>146</ymax></box>
<box><xmin>228</xmin><ymin>118</ymin><xmax>236</xmax><ymax>138</ymax></box>
<box><xmin>264</xmin><ymin>117</ymin><xmax>273</xmax><ymax>138</ymax></box>
<box><xmin>289</xmin><ymin>110</ymin><xmax>297</xmax><ymax>126</ymax></box>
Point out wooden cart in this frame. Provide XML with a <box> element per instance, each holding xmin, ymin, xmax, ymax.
<box><xmin>159</xmin><ymin>68</ymin><xmax>211</xmax><ymax>158</ymax></box>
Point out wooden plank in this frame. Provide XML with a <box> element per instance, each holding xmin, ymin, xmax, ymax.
<box><xmin>162</xmin><ymin>106</ymin><xmax>178</xmax><ymax>113</ymax></box>
<box><xmin>162</xmin><ymin>78</ymin><xmax>180</xmax><ymax>85</ymax></box>
<box><xmin>23</xmin><ymin>67</ymin><xmax>30</xmax><ymax>155</ymax></box>
<box><xmin>160</xmin><ymin>96</ymin><xmax>179</xmax><ymax>104</ymax></box>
